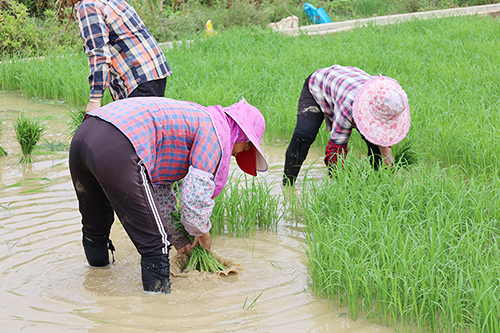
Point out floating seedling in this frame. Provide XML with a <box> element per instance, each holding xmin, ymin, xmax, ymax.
<box><xmin>14</xmin><ymin>113</ymin><xmax>46</xmax><ymax>163</ymax></box>
<box><xmin>37</xmin><ymin>138</ymin><xmax>69</xmax><ymax>152</ymax></box>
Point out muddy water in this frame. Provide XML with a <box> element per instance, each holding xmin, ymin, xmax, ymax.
<box><xmin>0</xmin><ymin>91</ymin><xmax>393</xmax><ymax>332</ymax></box>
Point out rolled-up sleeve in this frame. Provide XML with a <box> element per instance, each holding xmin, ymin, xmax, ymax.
<box><xmin>76</xmin><ymin>3</ymin><xmax>111</xmax><ymax>99</ymax></box>
<box><xmin>180</xmin><ymin>166</ymin><xmax>215</xmax><ymax>236</ymax></box>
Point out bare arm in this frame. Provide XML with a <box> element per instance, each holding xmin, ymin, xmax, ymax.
<box><xmin>379</xmin><ymin>146</ymin><xmax>394</xmax><ymax>168</ymax></box>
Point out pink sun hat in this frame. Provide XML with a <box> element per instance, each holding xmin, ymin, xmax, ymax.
<box><xmin>223</xmin><ymin>98</ymin><xmax>268</xmax><ymax>176</ymax></box>
<box><xmin>352</xmin><ymin>76</ymin><xmax>410</xmax><ymax>147</ymax></box>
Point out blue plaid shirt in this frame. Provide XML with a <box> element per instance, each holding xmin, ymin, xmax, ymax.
<box><xmin>88</xmin><ymin>97</ymin><xmax>222</xmax><ymax>184</ymax></box>
<box><xmin>75</xmin><ymin>0</ymin><xmax>172</xmax><ymax>100</ymax></box>
<box><xmin>308</xmin><ymin>65</ymin><xmax>372</xmax><ymax>145</ymax></box>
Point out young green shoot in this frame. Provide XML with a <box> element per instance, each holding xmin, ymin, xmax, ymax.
<box><xmin>14</xmin><ymin>113</ymin><xmax>46</xmax><ymax>163</ymax></box>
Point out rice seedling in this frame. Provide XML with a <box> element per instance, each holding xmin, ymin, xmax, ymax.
<box><xmin>37</xmin><ymin>138</ymin><xmax>69</xmax><ymax>152</ymax></box>
<box><xmin>211</xmin><ymin>172</ymin><xmax>283</xmax><ymax>236</ymax></box>
<box><xmin>67</xmin><ymin>107</ymin><xmax>86</xmax><ymax>137</ymax></box>
<box><xmin>14</xmin><ymin>113</ymin><xmax>46</xmax><ymax>163</ymax></box>
<box><xmin>300</xmin><ymin>160</ymin><xmax>500</xmax><ymax>331</ymax></box>
<box><xmin>172</xmin><ymin>212</ymin><xmax>226</xmax><ymax>273</ymax></box>
<box><xmin>392</xmin><ymin>139</ymin><xmax>417</xmax><ymax>167</ymax></box>
<box><xmin>0</xmin><ymin>123</ymin><xmax>7</xmax><ymax>157</ymax></box>
<box><xmin>242</xmin><ymin>291</ymin><xmax>264</xmax><ymax>310</ymax></box>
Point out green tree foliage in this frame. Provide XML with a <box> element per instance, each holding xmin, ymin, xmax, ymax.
<box><xmin>0</xmin><ymin>0</ymin><xmax>79</xmax><ymax>57</ymax></box>
<box><xmin>0</xmin><ymin>1</ymin><xmax>41</xmax><ymax>55</ymax></box>
<box><xmin>16</xmin><ymin>0</ymin><xmax>56</xmax><ymax>17</ymax></box>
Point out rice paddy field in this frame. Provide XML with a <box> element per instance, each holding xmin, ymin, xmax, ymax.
<box><xmin>1</xmin><ymin>11</ymin><xmax>500</xmax><ymax>332</ymax></box>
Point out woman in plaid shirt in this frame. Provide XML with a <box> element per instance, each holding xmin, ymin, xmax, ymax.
<box><xmin>69</xmin><ymin>97</ymin><xmax>267</xmax><ymax>293</ymax></box>
<box><xmin>283</xmin><ymin>65</ymin><xmax>411</xmax><ymax>186</ymax></box>
<box><xmin>69</xmin><ymin>0</ymin><xmax>172</xmax><ymax>113</ymax></box>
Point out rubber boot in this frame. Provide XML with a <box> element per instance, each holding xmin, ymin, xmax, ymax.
<box><xmin>141</xmin><ymin>253</ymin><xmax>171</xmax><ymax>293</ymax></box>
<box><xmin>82</xmin><ymin>227</ymin><xmax>115</xmax><ymax>267</ymax></box>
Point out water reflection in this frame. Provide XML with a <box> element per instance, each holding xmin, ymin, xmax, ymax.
<box><xmin>0</xmin><ymin>91</ymin><xmax>392</xmax><ymax>332</ymax></box>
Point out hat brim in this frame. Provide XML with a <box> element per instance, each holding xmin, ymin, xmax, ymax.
<box><xmin>224</xmin><ymin>99</ymin><xmax>268</xmax><ymax>174</ymax></box>
<box><xmin>353</xmin><ymin>76</ymin><xmax>411</xmax><ymax>147</ymax></box>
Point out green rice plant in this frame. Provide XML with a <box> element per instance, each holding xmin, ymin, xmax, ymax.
<box><xmin>300</xmin><ymin>160</ymin><xmax>500</xmax><ymax>331</ymax></box>
<box><xmin>172</xmin><ymin>212</ymin><xmax>225</xmax><ymax>273</ymax></box>
<box><xmin>14</xmin><ymin>113</ymin><xmax>46</xmax><ymax>163</ymax></box>
<box><xmin>67</xmin><ymin>107</ymin><xmax>86</xmax><ymax>137</ymax></box>
<box><xmin>0</xmin><ymin>123</ymin><xmax>7</xmax><ymax>157</ymax></box>
<box><xmin>392</xmin><ymin>139</ymin><xmax>418</xmax><ymax>167</ymax></box>
<box><xmin>242</xmin><ymin>291</ymin><xmax>264</xmax><ymax>310</ymax></box>
<box><xmin>211</xmin><ymin>172</ymin><xmax>283</xmax><ymax>236</ymax></box>
<box><xmin>184</xmin><ymin>245</ymin><xmax>226</xmax><ymax>273</ymax></box>
<box><xmin>37</xmin><ymin>138</ymin><xmax>69</xmax><ymax>152</ymax></box>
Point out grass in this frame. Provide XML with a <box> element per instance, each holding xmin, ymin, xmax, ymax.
<box><xmin>13</xmin><ymin>113</ymin><xmax>46</xmax><ymax>163</ymax></box>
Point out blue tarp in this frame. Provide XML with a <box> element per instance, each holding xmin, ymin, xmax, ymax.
<box><xmin>303</xmin><ymin>3</ymin><xmax>332</xmax><ymax>24</ymax></box>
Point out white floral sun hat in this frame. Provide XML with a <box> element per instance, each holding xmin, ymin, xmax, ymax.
<box><xmin>352</xmin><ymin>76</ymin><xmax>410</xmax><ymax>147</ymax></box>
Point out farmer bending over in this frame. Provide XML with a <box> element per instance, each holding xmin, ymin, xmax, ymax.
<box><xmin>69</xmin><ymin>97</ymin><xmax>268</xmax><ymax>293</ymax></box>
<box><xmin>283</xmin><ymin>65</ymin><xmax>410</xmax><ymax>186</ymax></box>
<box><xmin>68</xmin><ymin>0</ymin><xmax>172</xmax><ymax>112</ymax></box>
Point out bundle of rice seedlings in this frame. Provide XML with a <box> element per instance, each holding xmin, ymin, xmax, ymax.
<box><xmin>393</xmin><ymin>140</ymin><xmax>418</xmax><ymax>167</ymax></box>
<box><xmin>14</xmin><ymin>114</ymin><xmax>46</xmax><ymax>163</ymax></box>
<box><xmin>172</xmin><ymin>212</ymin><xmax>225</xmax><ymax>273</ymax></box>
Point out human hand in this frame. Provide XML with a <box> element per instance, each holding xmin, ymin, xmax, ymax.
<box><xmin>85</xmin><ymin>99</ymin><xmax>101</xmax><ymax>113</ymax></box>
<box><xmin>379</xmin><ymin>146</ymin><xmax>394</xmax><ymax>168</ymax></box>
<box><xmin>188</xmin><ymin>232</ymin><xmax>212</xmax><ymax>253</ymax></box>
<box><xmin>177</xmin><ymin>244</ymin><xmax>189</xmax><ymax>255</ymax></box>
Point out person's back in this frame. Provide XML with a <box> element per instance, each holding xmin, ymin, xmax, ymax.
<box><xmin>88</xmin><ymin>97</ymin><xmax>221</xmax><ymax>183</ymax></box>
<box><xmin>71</xmin><ymin>0</ymin><xmax>172</xmax><ymax>111</ymax></box>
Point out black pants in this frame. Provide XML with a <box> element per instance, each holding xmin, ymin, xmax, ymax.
<box><xmin>69</xmin><ymin>116</ymin><xmax>172</xmax><ymax>256</ymax></box>
<box><xmin>126</xmin><ymin>77</ymin><xmax>167</xmax><ymax>99</ymax></box>
<box><xmin>282</xmin><ymin>75</ymin><xmax>382</xmax><ymax>186</ymax></box>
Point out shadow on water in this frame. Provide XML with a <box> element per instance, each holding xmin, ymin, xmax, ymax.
<box><xmin>0</xmin><ymin>91</ymin><xmax>393</xmax><ymax>332</ymax></box>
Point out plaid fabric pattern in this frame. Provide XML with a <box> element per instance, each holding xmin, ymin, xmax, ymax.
<box><xmin>308</xmin><ymin>65</ymin><xmax>372</xmax><ymax>145</ymax></box>
<box><xmin>88</xmin><ymin>98</ymin><xmax>221</xmax><ymax>183</ymax></box>
<box><xmin>75</xmin><ymin>0</ymin><xmax>172</xmax><ymax>100</ymax></box>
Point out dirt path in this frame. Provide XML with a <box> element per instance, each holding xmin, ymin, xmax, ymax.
<box><xmin>274</xmin><ymin>4</ymin><xmax>500</xmax><ymax>36</ymax></box>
